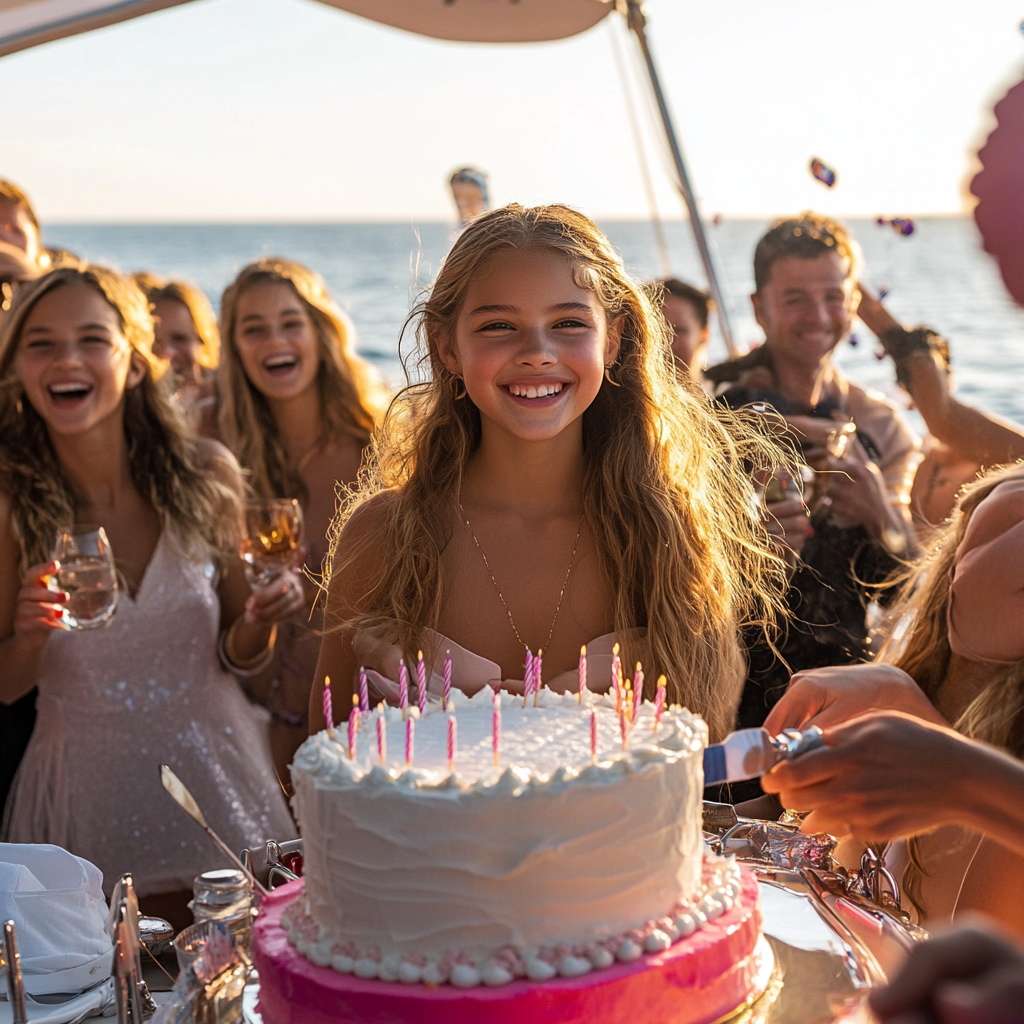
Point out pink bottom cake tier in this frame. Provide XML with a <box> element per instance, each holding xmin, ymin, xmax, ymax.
<box><xmin>252</xmin><ymin>867</ymin><xmax>770</xmax><ymax>1024</ymax></box>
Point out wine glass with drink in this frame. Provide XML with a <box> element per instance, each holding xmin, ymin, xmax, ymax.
<box><xmin>52</xmin><ymin>526</ymin><xmax>120</xmax><ymax>630</ymax></box>
<box><xmin>240</xmin><ymin>499</ymin><xmax>304</xmax><ymax>589</ymax></box>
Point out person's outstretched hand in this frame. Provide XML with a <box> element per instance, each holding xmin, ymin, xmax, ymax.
<box><xmin>868</xmin><ymin>919</ymin><xmax>1024</xmax><ymax>1023</ymax></box>
<box><xmin>761</xmin><ymin>711</ymin><xmax>979</xmax><ymax>841</ymax></box>
<box><xmin>763</xmin><ymin>663</ymin><xmax>946</xmax><ymax>735</ymax></box>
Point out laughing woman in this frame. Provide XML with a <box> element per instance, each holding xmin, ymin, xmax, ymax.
<box><xmin>206</xmin><ymin>258</ymin><xmax>388</xmax><ymax>779</ymax></box>
<box><xmin>0</xmin><ymin>265</ymin><xmax>298</xmax><ymax>919</ymax></box>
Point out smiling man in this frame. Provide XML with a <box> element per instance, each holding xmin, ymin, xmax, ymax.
<box><xmin>705</xmin><ymin>214</ymin><xmax>920</xmax><ymax>782</ymax></box>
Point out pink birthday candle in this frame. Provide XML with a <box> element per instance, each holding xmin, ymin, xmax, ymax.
<box><xmin>534</xmin><ymin>649</ymin><xmax>542</xmax><ymax>706</ymax></box>
<box><xmin>376</xmin><ymin>712</ymin><xmax>387</xmax><ymax>765</ymax></box>
<box><xmin>611</xmin><ymin>643</ymin><xmax>621</xmax><ymax>715</ymax></box>
<box><xmin>654</xmin><ymin>674</ymin><xmax>667</xmax><ymax>730</ymax></box>
<box><xmin>347</xmin><ymin>700</ymin><xmax>357</xmax><ymax>759</ymax></box>
<box><xmin>590</xmin><ymin>709</ymin><xmax>597</xmax><ymax>763</ymax></box>
<box><xmin>443</xmin><ymin>651</ymin><xmax>452</xmax><ymax>711</ymax></box>
<box><xmin>522</xmin><ymin>650</ymin><xmax>533</xmax><ymax>708</ymax></box>
<box><xmin>405</xmin><ymin>716</ymin><xmax>414</xmax><ymax>767</ymax></box>
<box><xmin>447</xmin><ymin>715</ymin><xmax>457</xmax><ymax>773</ymax></box>
<box><xmin>417</xmin><ymin>650</ymin><xmax>427</xmax><ymax>716</ymax></box>
<box><xmin>358</xmin><ymin>668</ymin><xmax>369</xmax><ymax>713</ymax></box>
<box><xmin>322</xmin><ymin>676</ymin><xmax>333</xmax><ymax>732</ymax></box>
<box><xmin>399</xmin><ymin>659</ymin><xmax>409</xmax><ymax>717</ymax></box>
<box><xmin>632</xmin><ymin>664</ymin><xmax>643</xmax><ymax>723</ymax></box>
<box><xmin>492</xmin><ymin>688</ymin><xmax>501</xmax><ymax>767</ymax></box>
<box><xmin>578</xmin><ymin>645</ymin><xmax>587</xmax><ymax>704</ymax></box>
<box><xmin>619</xmin><ymin>707</ymin><xmax>629</xmax><ymax>750</ymax></box>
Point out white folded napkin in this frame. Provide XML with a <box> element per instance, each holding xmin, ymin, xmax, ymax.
<box><xmin>0</xmin><ymin>844</ymin><xmax>112</xmax><ymax>997</ymax></box>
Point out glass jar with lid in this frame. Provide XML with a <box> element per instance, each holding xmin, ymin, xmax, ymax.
<box><xmin>189</xmin><ymin>868</ymin><xmax>254</xmax><ymax>949</ymax></box>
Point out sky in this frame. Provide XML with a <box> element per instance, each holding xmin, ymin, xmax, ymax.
<box><xmin>1</xmin><ymin>0</ymin><xmax>1023</xmax><ymax>222</ymax></box>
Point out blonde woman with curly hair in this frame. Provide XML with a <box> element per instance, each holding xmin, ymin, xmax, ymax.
<box><xmin>311</xmin><ymin>204</ymin><xmax>790</xmax><ymax>741</ymax></box>
<box><xmin>0</xmin><ymin>265</ymin><xmax>298</xmax><ymax>922</ymax></box>
<box><xmin>763</xmin><ymin>462</ymin><xmax>1024</xmax><ymax>936</ymax></box>
<box><xmin>208</xmin><ymin>257</ymin><xmax>388</xmax><ymax>779</ymax></box>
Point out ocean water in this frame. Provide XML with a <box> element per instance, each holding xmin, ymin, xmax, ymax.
<box><xmin>45</xmin><ymin>217</ymin><xmax>1024</xmax><ymax>428</ymax></box>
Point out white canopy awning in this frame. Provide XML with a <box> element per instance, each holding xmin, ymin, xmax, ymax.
<box><xmin>0</xmin><ymin>0</ymin><xmax>614</xmax><ymax>57</ymax></box>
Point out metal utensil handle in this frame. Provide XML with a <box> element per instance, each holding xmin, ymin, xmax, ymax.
<box><xmin>775</xmin><ymin>725</ymin><xmax>826</xmax><ymax>760</ymax></box>
<box><xmin>205</xmin><ymin>825</ymin><xmax>270</xmax><ymax>898</ymax></box>
<box><xmin>2</xmin><ymin>920</ymin><xmax>28</xmax><ymax>1024</ymax></box>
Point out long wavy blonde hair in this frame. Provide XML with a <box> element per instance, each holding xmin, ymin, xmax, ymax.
<box><xmin>327</xmin><ymin>203</ymin><xmax>791</xmax><ymax>740</ymax></box>
<box><xmin>0</xmin><ymin>265</ymin><xmax>240</xmax><ymax>575</ymax></box>
<box><xmin>217</xmin><ymin>258</ymin><xmax>389</xmax><ymax>500</ymax></box>
<box><xmin>877</xmin><ymin>461</ymin><xmax>1024</xmax><ymax>910</ymax></box>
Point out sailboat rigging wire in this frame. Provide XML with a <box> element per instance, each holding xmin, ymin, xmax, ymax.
<box><xmin>608</xmin><ymin>17</ymin><xmax>672</xmax><ymax>278</ymax></box>
<box><xmin>622</xmin><ymin>1</ymin><xmax>740</xmax><ymax>357</ymax></box>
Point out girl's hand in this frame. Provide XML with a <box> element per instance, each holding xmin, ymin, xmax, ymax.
<box><xmin>763</xmin><ymin>662</ymin><xmax>946</xmax><ymax>734</ymax></box>
<box><xmin>869</xmin><ymin>920</ymin><xmax>1024</xmax><ymax>1024</ymax></box>
<box><xmin>15</xmin><ymin>560</ymin><xmax>68</xmax><ymax>638</ymax></box>
<box><xmin>243</xmin><ymin>567</ymin><xmax>306</xmax><ymax>625</ymax></box>
<box><xmin>764</xmin><ymin>497</ymin><xmax>812</xmax><ymax>560</ymax></box>
<box><xmin>761</xmin><ymin>711</ymin><xmax>974</xmax><ymax>841</ymax></box>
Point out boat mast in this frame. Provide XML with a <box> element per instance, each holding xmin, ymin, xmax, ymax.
<box><xmin>623</xmin><ymin>1</ymin><xmax>740</xmax><ymax>358</ymax></box>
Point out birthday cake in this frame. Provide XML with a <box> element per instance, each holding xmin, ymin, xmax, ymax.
<box><xmin>252</xmin><ymin>686</ymin><xmax>770</xmax><ymax>1024</ymax></box>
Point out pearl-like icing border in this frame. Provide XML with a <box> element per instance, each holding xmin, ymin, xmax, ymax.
<box><xmin>280</xmin><ymin>855</ymin><xmax>742</xmax><ymax>989</ymax></box>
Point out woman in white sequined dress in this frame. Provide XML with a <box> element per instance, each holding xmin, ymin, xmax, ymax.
<box><xmin>0</xmin><ymin>265</ymin><xmax>298</xmax><ymax>918</ymax></box>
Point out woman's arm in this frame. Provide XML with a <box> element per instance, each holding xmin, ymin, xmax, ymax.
<box><xmin>201</xmin><ymin>439</ymin><xmax>305</xmax><ymax>665</ymax></box>
<box><xmin>0</xmin><ymin>493</ymin><xmax>69</xmax><ymax>705</ymax></box>
<box><xmin>761</xmin><ymin>711</ymin><xmax>1024</xmax><ymax>856</ymax></box>
<box><xmin>858</xmin><ymin>288</ymin><xmax>1024</xmax><ymax>467</ymax></box>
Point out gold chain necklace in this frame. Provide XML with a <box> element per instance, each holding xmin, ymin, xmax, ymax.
<box><xmin>458</xmin><ymin>502</ymin><xmax>584</xmax><ymax>655</ymax></box>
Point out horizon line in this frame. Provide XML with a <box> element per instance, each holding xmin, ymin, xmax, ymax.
<box><xmin>45</xmin><ymin>211</ymin><xmax>973</xmax><ymax>227</ymax></box>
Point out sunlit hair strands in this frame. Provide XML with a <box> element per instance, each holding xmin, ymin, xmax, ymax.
<box><xmin>877</xmin><ymin>462</ymin><xmax>1024</xmax><ymax>913</ymax></box>
<box><xmin>327</xmin><ymin>203</ymin><xmax>791</xmax><ymax>741</ymax></box>
<box><xmin>0</xmin><ymin>265</ymin><xmax>240</xmax><ymax>575</ymax></box>
<box><xmin>217</xmin><ymin>257</ymin><xmax>389</xmax><ymax>500</ymax></box>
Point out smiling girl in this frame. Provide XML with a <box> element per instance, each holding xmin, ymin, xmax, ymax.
<box><xmin>138</xmin><ymin>276</ymin><xmax>220</xmax><ymax>412</ymax></box>
<box><xmin>0</xmin><ymin>265</ymin><xmax>297</xmax><ymax>916</ymax></box>
<box><xmin>312</xmin><ymin>205</ymin><xmax>789</xmax><ymax>739</ymax></box>
<box><xmin>208</xmin><ymin>258</ymin><xmax>388</xmax><ymax>778</ymax></box>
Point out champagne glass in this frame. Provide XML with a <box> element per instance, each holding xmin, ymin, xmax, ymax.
<box><xmin>53</xmin><ymin>526</ymin><xmax>119</xmax><ymax>630</ymax></box>
<box><xmin>240</xmin><ymin>499</ymin><xmax>304</xmax><ymax>589</ymax></box>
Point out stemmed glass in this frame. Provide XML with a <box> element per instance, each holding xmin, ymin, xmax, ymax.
<box><xmin>52</xmin><ymin>526</ymin><xmax>120</xmax><ymax>630</ymax></box>
<box><xmin>240</xmin><ymin>499</ymin><xmax>304</xmax><ymax>589</ymax></box>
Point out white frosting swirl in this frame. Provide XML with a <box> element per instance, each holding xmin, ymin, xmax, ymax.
<box><xmin>291</xmin><ymin>688</ymin><xmax>706</xmax><ymax>962</ymax></box>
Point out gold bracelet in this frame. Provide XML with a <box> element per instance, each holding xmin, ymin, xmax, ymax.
<box><xmin>223</xmin><ymin>620</ymin><xmax>278</xmax><ymax>670</ymax></box>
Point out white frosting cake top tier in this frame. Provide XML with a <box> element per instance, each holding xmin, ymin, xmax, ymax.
<box><xmin>292</xmin><ymin>688</ymin><xmax>707</xmax><ymax>961</ymax></box>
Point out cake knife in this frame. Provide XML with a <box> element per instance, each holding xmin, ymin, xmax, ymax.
<box><xmin>703</xmin><ymin>726</ymin><xmax>825</xmax><ymax>786</ymax></box>
<box><xmin>160</xmin><ymin>765</ymin><xmax>269</xmax><ymax>897</ymax></box>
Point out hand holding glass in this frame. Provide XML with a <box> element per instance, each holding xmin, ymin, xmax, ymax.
<box><xmin>240</xmin><ymin>500</ymin><xmax>304</xmax><ymax>589</ymax></box>
<box><xmin>52</xmin><ymin>526</ymin><xmax>119</xmax><ymax>630</ymax></box>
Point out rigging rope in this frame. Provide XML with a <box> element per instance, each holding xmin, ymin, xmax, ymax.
<box><xmin>608</xmin><ymin>17</ymin><xmax>672</xmax><ymax>278</ymax></box>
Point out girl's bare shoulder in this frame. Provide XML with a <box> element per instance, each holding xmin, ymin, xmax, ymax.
<box><xmin>335</xmin><ymin>490</ymin><xmax>400</xmax><ymax>554</ymax></box>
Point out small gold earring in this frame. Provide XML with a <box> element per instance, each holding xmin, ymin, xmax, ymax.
<box><xmin>450</xmin><ymin>374</ymin><xmax>467</xmax><ymax>400</ymax></box>
<box><xmin>603</xmin><ymin>364</ymin><xmax>621</xmax><ymax>387</ymax></box>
